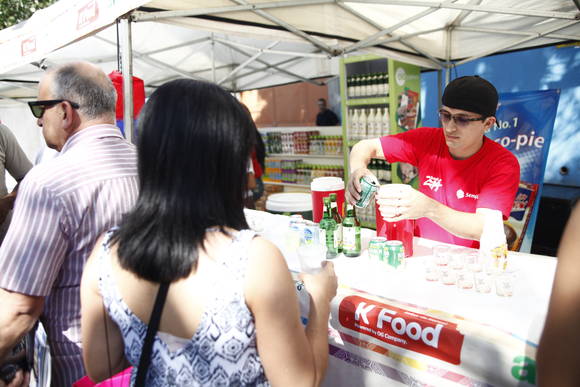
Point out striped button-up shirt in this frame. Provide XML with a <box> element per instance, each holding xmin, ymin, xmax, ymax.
<box><xmin>0</xmin><ymin>124</ymin><xmax>139</xmax><ymax>386</ymax></box>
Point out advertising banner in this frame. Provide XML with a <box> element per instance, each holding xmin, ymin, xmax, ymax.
<box><xmin>0</xmin><ymin>0</ymin><xmax>149</xmax><ymax>73</ymax></box>
<box><xmin>323</xmin><ymin>287</ymin><xmax>538</xmax><ymax>387</ymax></box>
<box><xmin>389</xmin><ymin>60</ymin><xmax>421</xmax><ymax>189</ymax></box>
<box><xmin>485</xmin><ymin>90</ymin><xmax>560</xmax><ymax>253</ymax></box>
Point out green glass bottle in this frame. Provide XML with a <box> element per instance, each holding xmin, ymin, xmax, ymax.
<box><xmin>329</xmin><ymin>193</ymin><xmax>343</xmax><ymax>253</ymax></box>
<box><xmin>342</xmin><ymin>204</ymin><xmax>361</xmax><ymax>257</ymax></box>
<box><xmin>319</xmin><ymin>197</ymin><xmax>338</xmax><ymax>258</ymax></box>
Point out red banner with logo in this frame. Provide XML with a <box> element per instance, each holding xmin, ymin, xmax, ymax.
<box><xmin>338</xmin><ymin>295</ymin><xmax>465</xmax><ymax>364</ymax></box>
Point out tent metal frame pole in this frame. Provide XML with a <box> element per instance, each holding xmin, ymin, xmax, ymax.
<box><xmin>96</xmin><ymin>36</ymin><xmax>205</xmax><ymax>81</ymax></box>
<box><xmin>148</xmin><ymin>65</ymin><xmax>234</xmax><ymax>87</ymax></box>
<box><xmin>215</xmin><ymin>39</ymin><xmax>324</xmax><ymax>85</ymax></box>
<box><xmin>212</xmin><ymin>38</ymin><xmax>327</xmax><ymax>58</ymax></box>
<box><xmin>455</xmin><ymin>20</ymin><xmax>580</xmax><ymax>65</ymax></box>
<box><xmin>234</xmin><ymin>56</ymin><xmax>305</xmax><ymax>82</ymax></box>
<box><xmin>445</xmin><ymin>27</ymin><xmax>452</xmax><ymax>85</ymax></box>
<box><xmin>337</xmin><ymin>2</ymin><xmax>444</xmax><ymax>68</ymax></box>
<box><xmin>371</xmin><ymin>27</ymin><xmax>446</xmax><ymax>47</ymax></box>
<box><xmin>237</xmin><ymin>56</ymin><xmax>311</xmax><ymax>90</ymax></box>
<box><xmin>144</xmin><ymin>37</ymin><xmax>211</xmax><ymax>55</ymax></box>
<box><xmin>230</xmin><ymin>0</ymin><xmax>338</xmax><ymax>55</ymax></box>
<box><xmin>437</xmin><ymin>69</ymin><xmax>443</xmax><ymax>117</ymax></box>
<box><xmin>219</xmin><ymin>41</ymin><xmax>279</xmax><ymax>85</ymax></box>
<box><xmin>0</xmin><ymin>95</ymin><xmax>27</xmax><ymax>104</ymax></box>
<box><xmin>341</xmin><ymin>0</ymin><xmax>579</xmax><ymax>20</ymax></box>
<box><xmin>119</xmin><ymin>16</ymin><xmax>134</xmax><ymax>144</ymax></box>
<box><xmin>211</xmin><ymin>34</ymin><xmax>216</xmax><ymax>83</ymax></box>
<box><xmin>342</xmin><ymin>5</ymin><xmax>442</xmax><ymax>54</ymax></box>
<box><xmin>454</xmin><ymin>26</ymin><xmax>580</xmax><ymax>41</ymax></box>
<box><xmin>132</xmin><ymin>0</ymin><xmax>334</xmax><ymax>22</ymax></box>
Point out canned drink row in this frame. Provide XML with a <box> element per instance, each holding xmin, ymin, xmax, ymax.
<box><xmin>288</xmin><ymin>215</ymin><xmax>320</xmax><ymax>246</ymax></box>
<box><xmin>368</xmin><ymin>237</ymin><xmax>405</xmax><ymax>269</ymax></box>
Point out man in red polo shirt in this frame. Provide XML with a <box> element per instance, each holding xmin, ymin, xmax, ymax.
<box><xmin>346</xmin><ymin>76</ymin><xmax>520</xmax><ymax>248</ymax></box>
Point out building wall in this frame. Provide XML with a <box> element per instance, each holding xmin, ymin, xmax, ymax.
<box><xmin>239</xmin><ymin>79</ymin><xmax>331</xmax><ymax>127</ymax></box>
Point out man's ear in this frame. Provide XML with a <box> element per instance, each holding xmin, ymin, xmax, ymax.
<box><xmin>61</xmin><ymin>102</ymin><xmax>76</xmax><ymax>132</ymax></box>
<box><xmin>484</xmin><ymin>116</ymin><xmax>496</xmax><ymax>131</ymax></box>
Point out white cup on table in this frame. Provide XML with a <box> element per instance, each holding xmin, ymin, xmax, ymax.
<box><xmin>297</xmin><ymin>243</ymin><xmax>327</xmax><ymax>274</ymax></box>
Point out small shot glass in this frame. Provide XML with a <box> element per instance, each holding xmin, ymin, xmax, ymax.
<box><xmin>495</xmin><ymin>269</ymin><xmax>517</xmax><ymax>297</ymax></box>
<box><xmin>433</xmin><ymin>245</ymin><xmax>450</xmax><ymax>266</ymax></box>
<box><xmin>439</xmin><ymin>266</ymin><xmax>456</xmax><ymax>285</ymax></box>
<box><xmin>449</xmin><ymin>247</ymin><xmax>465</xmax><ymax>270</ymax></box>
<box><xmin>456</xmin><ymin>270</ymin><xmax>474</xmax><ymax>290</ymax></box>
<box><xmin>465</xmin><ymin>251</ymin><xmax>482</xmax><ymax>273</ymax></box>
<box><xmin>424</xmin><ymin>260</ymin><xmax>439</xmax><ymax>282</ymax></box>
<box><xmin>474</xmin><ymin>271</ymin><xmax>493</xmax><ymax>294</ymax></box>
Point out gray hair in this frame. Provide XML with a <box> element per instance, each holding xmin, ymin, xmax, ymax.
<box><xmin>50</xmin><ymin>64</ymin><xmax>116</xmax><ymax>119</ymax></box>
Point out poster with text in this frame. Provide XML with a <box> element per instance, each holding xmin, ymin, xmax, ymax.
<box><xmin>486</xmin><ymin>90</ymin><xmax>560</xmax><ymax>253</ymax></box>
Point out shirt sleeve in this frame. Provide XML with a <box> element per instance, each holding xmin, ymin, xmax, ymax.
<box><xmin>476</xmin><ymin>151</ymin><xmax>521</xmax><ymax>220</ymax></box>
<box><xmin>0</xmin><ymin>124</ymin><xmax>33</xmax><ymax>182</ymax></box>
<box><xmin>379</xmin><ymin>127</ymin><xmax>436</xmax><ymax>166</ymax></box>
<box><xmin>0</xmin><ymin>175</ymin><xmax>70</xmax><ymax>296</ymax></box>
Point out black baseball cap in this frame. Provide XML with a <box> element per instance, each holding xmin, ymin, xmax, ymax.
<box><xmin>441</xmin><ymin>75</ymin><xmax>498</xmax><ymax>118</ymax></box>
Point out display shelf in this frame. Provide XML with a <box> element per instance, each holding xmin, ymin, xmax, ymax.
<box><xmin>339</xmin><ymin>55</ymin><xmax>420</xmax><ymax>186</ymax></box>
<box><xmin>258</xmin><ymin>125</ymin><xmax>341</xmax><ymax>132</ymax></box>
<box><xmin>266</xmin><ymin>153</ymin><xmax>343</xmax><ymax>159</ymax></box>
<box><xmin>263</xmin><ymin>180</ymin><xmax>310</xmax><ymax>188</ymax></box>
<box><xmin>346</xmin><ymin>97</ymin><xmax>389</xmax><ymax>106</ymax></box>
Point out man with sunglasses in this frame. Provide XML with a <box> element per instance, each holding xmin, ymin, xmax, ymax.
<box><xmin>346</xmin><ymin>75</ymin><xmax>520</xmax><ymax>248</ymax></box>
<box><xmin>0</xmin><ymin>62</ymin><xmax>138</xmax><ymax>386</ymax></box>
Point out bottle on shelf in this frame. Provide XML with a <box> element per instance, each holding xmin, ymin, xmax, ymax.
<box><xmin>359</xmin><ymin>108</ymin><xmax>368</xmax><ymax>140</ymax></box>
<box><xmin>329</xmin><ymin>193</ymin><xmax>343</xmax><ymax>253</ymax></box>
<box><xmin>382</xmin><ymin>72</ymin><xmax>390</xmax><ymax>96</ymax></box>
<box><xmin>319</xmin><ymin>197</ymin><xmax>338</xmax><ymax>259</ymax></box>
<box><xmin>347</xmin><ymin>76</ymin><xmax>353</xmax><ymax>98</ymax></box>
<box><xmin>349</xmin><ymin>108</ymin><xmax>359</xmax><ymax>141</ymax></box>
<box><xmin>342</xmin><ymin>204</ymin><xmax>361</xmax><ymax>257</ymax></box>
<box><xmin>381</xmin><ymin>106</ymin><xmax>390</xmax><ymax>135</ymax></box>
<box><xmin>353</xmin><ymin>75</ymin><xmax>361</xmax><ymax>98</ymax></box>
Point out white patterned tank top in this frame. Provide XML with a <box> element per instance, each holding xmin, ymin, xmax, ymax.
<box><xmin>97</xmin><ymin>228</ymin><xmax>269</xmax><ymax>386</ymax></box>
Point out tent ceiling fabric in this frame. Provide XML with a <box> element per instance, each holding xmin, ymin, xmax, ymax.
<box><xmin>136</xmin><ymin>0</ymin><xmax>580</xmax><ymax>61</ymax></box>
<box><xmin>0</xmin><ymin>0</ymin><xmax>579</xmax><ymax>101</ymax></box>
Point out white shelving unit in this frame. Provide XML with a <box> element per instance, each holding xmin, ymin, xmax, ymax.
<box><xmin>261</xmin><ymin>126</ymin><xmax>344</xmax><ymax>193</ymax></box>
<box><xmin>262</xmin><ymin>181</ymin><xmax>310</xmax><ymax>188</ymax></box>
<box><xmin>267</xmin><ymin>153</ymin><xmax>342</xmax><ymax>159</ymax></box>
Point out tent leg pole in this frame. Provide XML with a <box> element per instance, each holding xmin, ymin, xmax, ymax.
<box><xmin>120</xmin><ymin>16</ymin><xmax>134</xmax><ymax>143</ymax></box>
<box><xmin>211</xmin><ymin>34</ymin><xmax>216</xmax><ymax>83</ymax></box>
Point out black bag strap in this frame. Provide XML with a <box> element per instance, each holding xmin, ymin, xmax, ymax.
<box><xmin>134</xmin><ymin>282</ymin><xmax>170</xmax><ymax>386</ymax></box>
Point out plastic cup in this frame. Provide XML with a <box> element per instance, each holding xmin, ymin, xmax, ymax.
<box><xmin>449</xmin><ymin>247</ymin><xmax>466</xmax><ymax>270</ymax></box>
<box><xmin>297</xmin><ymin>244</ymin><xmax>327</xmax><ymax>274</ymax></box>
<box><xmin>475</xmin><ymin>271</ymin><xmax>493</xmax><ymax>294</ymax></box>
<box><xmin>495</xmin><ymin>269</ymin><xmax>517</xmax><ymax>297</ymax></box>
<box><xmin>439</xmin><ymin>266</ymin><xmax>456</xmax><ymax>285</ymax></box>
<box><xmin>424</xmin><ymin>262</ymin><xmax>439</xmax><ymax>282</ymax></box>
<box><xmin>375</xmin><ymin>184</ymin><xmax>414</xmax><ymax>257</ymax></box>
<box><xmin>433</xmin><ymin>245</ymin><xmax>450</xmax><ymax>266</ymax></box>
<box><xmin>456</xmin><ymin>270</ymin><xmax>474</xmax><ymax>290</ymax></box>
<box><xmin>465</xmin><ymin>251</ymin><xmax>482</xmax><ymax>272</ymax></box>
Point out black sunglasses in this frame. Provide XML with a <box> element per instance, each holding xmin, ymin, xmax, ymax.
<box><xmin>438</xmin><ymin>109</ymin><xmax>485</xmax><ymax>128</ymax></box>
<box><xmin>27</xmin><ymin>99</ymin><xmax>80</xmax><ymax>119</ymax></box>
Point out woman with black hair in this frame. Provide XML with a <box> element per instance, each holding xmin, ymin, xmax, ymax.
<box><xmin>80</xmin><ymin>79</ymin><xmax>337</xmax><ymax>386</ymax></box>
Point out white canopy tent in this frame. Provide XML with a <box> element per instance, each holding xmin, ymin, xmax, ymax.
<box><xmin>0</xmin><ymin>0</ymin><xmax>579</xmax><ymax>139</ymax></box>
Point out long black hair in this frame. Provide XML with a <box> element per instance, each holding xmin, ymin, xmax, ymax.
<box><xmin>112</xmin><ymin>79</ymin><xmax>255</xmax><ymax>282</ymax></box>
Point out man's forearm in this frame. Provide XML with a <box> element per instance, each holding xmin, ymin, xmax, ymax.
<box><xmin>0</xmin><ymin>289</ymin><xmax>43</xmax><ymax>362</ymax></box>
<box><xmin>349</xmin><ymin>139</ymin><xmax>382</xmax><ymax>172</ymax></box>
<box><xmin>428</xmin><ymin>201</ymin><xmax>486</xmax><ymax>241</ymax></box>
